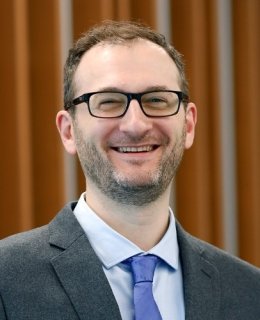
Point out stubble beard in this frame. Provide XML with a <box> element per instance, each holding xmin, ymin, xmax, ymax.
<box><xmin>74</xmin><ymin>125</ymin><xmax>186</xmax><ymax>207</ymax></box>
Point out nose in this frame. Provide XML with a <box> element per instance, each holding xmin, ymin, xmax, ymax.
<box><xmin>118</xmin><ymin>99</ymin><xmax>153</xmax><ymax>135</ymax></box>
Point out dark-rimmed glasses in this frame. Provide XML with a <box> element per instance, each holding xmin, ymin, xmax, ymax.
<box><xmin>66</xmin><ymin>90</ymin><xmax>189</xmax><ymax>118</ymax></box>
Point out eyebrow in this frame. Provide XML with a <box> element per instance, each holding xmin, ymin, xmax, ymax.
<box><xmin>96</xmin><ymin>85</ymin><xmax>171</xmax><ymax>93</ymax></box>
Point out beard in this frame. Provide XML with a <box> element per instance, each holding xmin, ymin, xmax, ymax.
<box><xmin>73</xmin><ymin>124</ymin><xmax>186</xmax><ymax>207</ymax></box>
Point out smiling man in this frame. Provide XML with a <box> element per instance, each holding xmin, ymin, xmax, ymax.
<box><xmin>0</xmin><ymin>21</ymin><xmax>260</xmax><ymax>320</ymax></box>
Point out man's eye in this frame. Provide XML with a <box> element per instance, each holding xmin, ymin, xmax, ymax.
<box><xmin>144</xmin><ymin>97</ymin><xmax>168</xmax><ymax>107</ymax></box>
<box><xmin>97</xmin><ymin>99</ymin><xmax>123</xmax><ymax>110</ymax></box>
<box><xmin>100</xmin><ymin>99</ymin><xmax>119</xmax><ymax>104</ymax></box>
<box><xmin>148</xmin><ymin>97</ymin><xmax>166</xmax><ymax>103</ymax></box>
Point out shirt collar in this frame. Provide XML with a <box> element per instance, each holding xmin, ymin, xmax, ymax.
<box><xmin>74</xmin><ymin>193</ymin><xmax>179</xmax><ymax>271</ymax></box>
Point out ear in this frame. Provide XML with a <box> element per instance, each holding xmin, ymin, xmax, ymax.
<box><xmin>184</xmin><ymin>102</ymin><xmax>197</xmax><ymax>149</ymax></box>
<box><xmin>56</xmin><ymin>110</ymin><xmax>77</xmax><ymax>155</ymax></box>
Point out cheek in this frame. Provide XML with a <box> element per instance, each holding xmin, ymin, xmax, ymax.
<box><xmin>162</xmin><ymin>118</ymin><xmax>185</xmax><ymax>142</ymax></box>
<box><xmin>79</xmin><ymin>119</ymin><xmax>118</xmax><ymax>149</ymax></box>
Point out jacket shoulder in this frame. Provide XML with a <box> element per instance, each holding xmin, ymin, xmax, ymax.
<box><xmin>195</xmin><ymin>234</ymin><xmax>259</xmax><ymax>277</ymax></box>
<box><xmin>177</xmin><ymin>223</ymin><xmax>260</xmax><ymax>318</ymax></box>
<box><xmin>177</xmin><ymin>222</ymin><xmax>260</xmax><ymax>274</ymax></box>
<box><xmin>0</xmin><ymin>202</ymin><xmax>78</xmax><ymax>270</ymax></box>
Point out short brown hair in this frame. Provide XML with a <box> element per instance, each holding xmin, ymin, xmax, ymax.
<box><xmin>64</xmin><ymin>20</ymin><xmax>189</xmax><ymax>115</ymax></box>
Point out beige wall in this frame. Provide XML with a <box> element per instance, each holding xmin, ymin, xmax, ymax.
<box><xmin>1</xmin><ymin>0</ymin><xmax>259</xmax><ymax>267</ymax></box>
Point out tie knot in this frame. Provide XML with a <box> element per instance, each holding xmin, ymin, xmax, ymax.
<box><xmin>126</xmin><ymin>255</ymin><xmax>159</xmax><ymax>284</ymax></box>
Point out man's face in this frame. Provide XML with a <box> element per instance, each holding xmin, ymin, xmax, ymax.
<box><xmin>60</xmin><ymin>39</ymin><xmax>196</xmax><ymax>206</ymax></box>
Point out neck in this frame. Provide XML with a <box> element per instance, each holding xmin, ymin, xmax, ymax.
<box><xmin>85</xmin><ymin>182</ymin><xmax>172</xmax><ymax>251</ymax></box>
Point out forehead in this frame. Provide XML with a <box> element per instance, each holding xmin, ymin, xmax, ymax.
<box><xmin>74</xmin><ymin>39</ymin><xmax>181</xmax><ymax>94</ymax></box>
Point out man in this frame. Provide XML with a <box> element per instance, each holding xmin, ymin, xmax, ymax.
<box><xmin>0</xmin><ymin>21</ymin><xmax>259</xmax><ymax>320</ymax></box>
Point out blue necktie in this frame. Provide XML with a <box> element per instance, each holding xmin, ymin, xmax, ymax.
<box><xmin>126</xmin><ymin>255</ymin><xmax>162</xmax><ymax>320</ymax></box>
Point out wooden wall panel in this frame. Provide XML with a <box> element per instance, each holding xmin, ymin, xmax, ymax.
<box><xmin>27</xmin><ymin>0</ymin><xmax>65</xmax><ymax>227</ymax></box>
<box><xmin>1</xmin><ymin>0</ymin><xmax>22</xmax><ymax>236</ymax></box>
<box><xmin>0</xmin><ymin>0</ymin><xmax>66</xmax><ymax>238</ymax></box>
<box><xmin>13</xmin><ymin>0</ymin><xmax>33</xmax><ymax>231</ymax></box>
<box><xmin>0</xmin><ymin>0</ymin><xmax>33</xmax><ymax>237</ymax></box>
<box><xmin>171</xmin><ymin>0</ymin><xmax>224</xmax><ymax>247</ymax></box>
<box><xmin>233</xmin><ymin>0</ymin><xmax>260</xmax><ymax>266</ymax></box>
<box><xmin>130</xmin><ymin>0</ymin><xmax>156</xmax><ymax>27</ymax></box>
<box><xmin>205</xmin><ymin>0</ymin><xmax>223</xmax><ymax>247</ymax></box>
<box><xmin>0</xmin><ymin>0</ymin><xmax>259</xmax><ymax>267</ymax></box>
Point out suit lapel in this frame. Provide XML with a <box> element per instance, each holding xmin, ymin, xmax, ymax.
<box><xmin>176</xmin><ymin>223</ymin><xmax>221</xmax><ymax>320</ymax></box>
<box><xmin>48</xmin><ymin>205</ymin><xmax>121</xmax><ymax>320</ymax></box>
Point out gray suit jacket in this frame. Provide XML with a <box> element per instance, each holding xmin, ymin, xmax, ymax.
<box><xmin>0</xmin><ymin>202</ymin><xmax>260</xmax><ymax>319</ymax></box>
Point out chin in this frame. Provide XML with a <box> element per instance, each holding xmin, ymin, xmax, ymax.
<box><xmin>114</xmin><ymin>172</ymin><xmax>159</xmax><ymax>188</ymax></box>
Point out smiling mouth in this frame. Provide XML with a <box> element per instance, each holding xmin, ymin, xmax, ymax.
<box><xmin>113</xmin><ymin>145</ymin><xmax>158</xmax><ymax>153</ymax></box>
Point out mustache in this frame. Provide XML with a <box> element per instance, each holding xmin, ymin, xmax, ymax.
<box><xmin>107</xmin><ymin>133</ymin><xmax>170</xmax><ymax>146</ymax></box>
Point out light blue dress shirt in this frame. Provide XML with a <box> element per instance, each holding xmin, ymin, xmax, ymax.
<box><xmin>74</xmin><ymin>193</ymin><xmax>185</xmax><ymax>320</ymax></box>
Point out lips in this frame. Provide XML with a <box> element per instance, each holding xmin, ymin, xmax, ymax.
<box><xmin>114</xmin><ymin>145</ymin><xmax>158</xmax><ymax>153</ymax></box>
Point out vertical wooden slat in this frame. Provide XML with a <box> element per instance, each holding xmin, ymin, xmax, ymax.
<box><xmin>171</xmin><ymin>0</ymin><xmax>212</xmax><ymax>242</ymax></box>
<box><xmin>171</xmin><ymin>0</ymin><xmax>224</xmax><ymax>246</ymax></box>
<box><xmin>0</xmin><ymin>0</ymin><xmax>20</xmax><ymax>237</ymax></box>
<box><xmin>14</xmin><ymin>0</ymin><xmax>33</xmax><ymax>231</ymax></box>
<box><xmin>117</xmin><ymin>0</ymin><xmax>131</xmax><ymax>20</ymax></box>
<box><xmin>0</xmin><ymin>0</ymin><xmax>34</xmax><ymax>237</ymax></box>
<box><xmin>100</xmin><ymin>0</ymin><xmax>115</xmax><ymax>20</ymax></box>
<box><xmin>28</xmin><ymin>0</ymin><xmax>64</xmax><ymax>227</ymax></box>
<box><xmin>73</xmin><ymin>0</ymin><xmax>101</xmax><ymax>41</ymax></box>
<box><xmin>130</xmin><ymin>0</ymin><xmax>156</xmax><ymax>28</ymax></box>
<box><xmin>233</xmin><ymin>0</ymin><xmax>260</xmax><ymax>266</ymax></box>
<box><xmin>205</xmin><ymin>0</ymin><xmax>224</xmax><ymax>248</ymax></box>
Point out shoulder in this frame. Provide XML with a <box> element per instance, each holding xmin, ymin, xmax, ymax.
<box><xmin>0</xmin><ymin>223</ymin><xmax>53</xmax><ymax>299</ymax></box>
<box><xmin>178</xmin><ymin>222</ymin><xmax>260</xmax><ymax>277</ymax></box>
<box><xmin>0</xmin><ymin>202</ymin><xmax>78</xmax><ymax>270</ymax></box>
<box><xmin>177</xmin><ymin>221</ymin><xmax>260</xmax><ymax>298</ymax></box>
<box><xmin>0</xmin><ymin>224</ymin><xmax>48</xmax><ymax>254</ymax></box>
<box><xmin>193</xmin><ymin>232</ymin><xmax>259</xmax><ymax>278</ymax></box>
<box><xmin>177</xmin><ymin>221</ymin><xmax>260</xmax><ymax>271</ymax></box>
<box><xmin>0</xmin><ymin>224</ymin><xmax>54</xmax><ymax>281</ymax></box>
<box><xmin>177</xmin><ymin>223</ymin><xmax>260</xmax><ymax>318</ymax></box>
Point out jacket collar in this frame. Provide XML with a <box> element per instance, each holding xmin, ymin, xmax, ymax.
<box><xmin>48</xmin><ymin>203</ymin><xmax>122</xmax><ymax>320</ymax></box>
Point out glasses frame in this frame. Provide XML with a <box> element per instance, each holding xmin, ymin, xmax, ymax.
<box><xmin>67</xmin><ymin>90</ymin><xmax>189</xmax><ymax>118</ymax></box>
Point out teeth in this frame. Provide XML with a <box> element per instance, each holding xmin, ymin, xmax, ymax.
<box><xmin>117</xmin><ymin>146</ymin><xmax>153</xmax><ymax>153</ymax></box>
